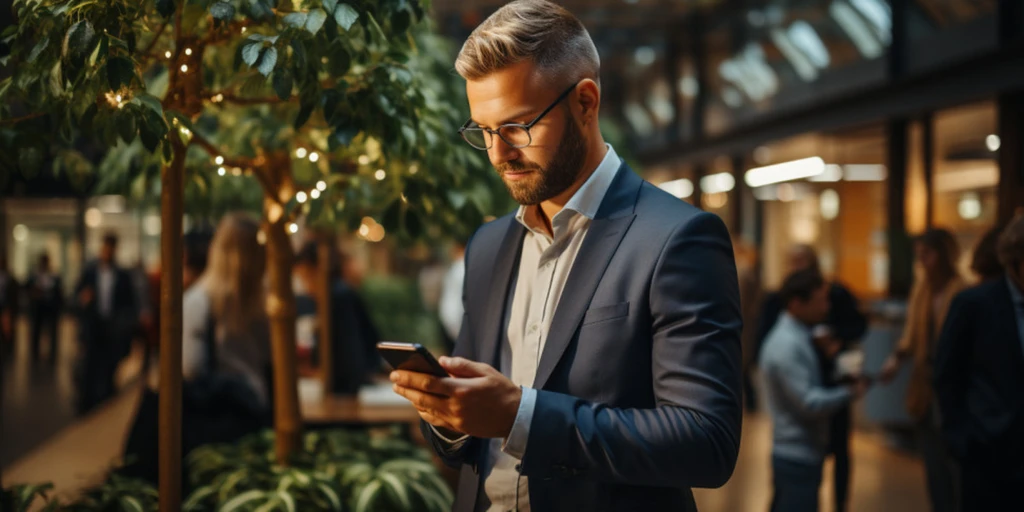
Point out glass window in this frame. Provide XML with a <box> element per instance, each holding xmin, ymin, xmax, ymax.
<box><xmin>930</xmin><ymin>100</ymin><xmax>999</xmax><ymax>276</ymax></box>
<box><xmin>753</xmin><ymin>125</ymin><xmax>889</xmax><ymax>299</ymax></box>
<box><xmin>618</xmin><ymin>44</ymin><xmax>676</xmax><ymax>152</ymax></box>
<box><xmin>906</xmin><ymin>0</ymin><xmax>998</xmax><ymax>74</ymax></box>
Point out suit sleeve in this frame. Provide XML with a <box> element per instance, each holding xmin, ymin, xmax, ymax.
<box><xmin>764</xmin><ymin>348</ymin><xmax>852</xmax><ymax>419</ymax></box>
<box><xmin>520</xmin><ymin>211</ymin><xmax>743</xmax><ymax>488</ymax></box>
<box><xmin>933</xmin><ymin>291</ymin><xmax>973</xmax><ymax>459</ymax></box>
<box><xmin>830</xmin><ymin>284</ymin><xmax>868</xmax><ymax>346</ymax></box>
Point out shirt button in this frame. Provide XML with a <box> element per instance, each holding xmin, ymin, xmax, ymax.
<box><xmin>529</xmin><ymin>324</ymin><xmax>538</xmax><ymax>334</ymax></box>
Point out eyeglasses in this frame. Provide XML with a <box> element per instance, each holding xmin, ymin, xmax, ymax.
<box><xmin>458</xmin><ymin>83</ymin><xmax>578</xmax><ymax>151</ymax></box>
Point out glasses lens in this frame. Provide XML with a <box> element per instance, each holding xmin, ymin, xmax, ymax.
<box><xmin>461</xmin><ymin>128</ymin><xmax>490</xmax><ymax>150</ymax></box>
<box><xmin>498</xmin><ymin>125</ymin><xmax>531</xmax><ymax>148</ymax></box>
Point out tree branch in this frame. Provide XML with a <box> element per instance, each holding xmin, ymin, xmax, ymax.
<box><xmin>188</xmin><ymin>131</ymin><xmax>276</xmax><ymax>195</ymax></box>
<box><xmin>207</xmin><ymin>92</ymin><xmax>284</xmax><ymax>106</ymax></box>
<box><xmin>141</xmin><ymin>20</ymin><xmax>169</xmax><ymax>57</ymax></box>
<box><xmin>204</xmin><ymin>20</ymin><xmax>255</xmax><ymax>46</ymax></box>
<box><xmin>0</xmin><ymin>112</ymin><xmax>46</xmax><ymax>126</ymax></box>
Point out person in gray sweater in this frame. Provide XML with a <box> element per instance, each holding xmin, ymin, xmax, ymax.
<box><xmin>760</xmin><ymin>269</ymin><xmax>868</xmax><ymax>512</ymax></box>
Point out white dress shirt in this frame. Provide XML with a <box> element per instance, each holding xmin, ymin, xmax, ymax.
<box><xmin>436</xmin><ymin>145</ymin><xmax>622</xmax><ymax>511</ymax></box>
<box><xmin>97</xmin><ymin>265</ymin><xmax>116</xmax><ymax>319</ymax></box>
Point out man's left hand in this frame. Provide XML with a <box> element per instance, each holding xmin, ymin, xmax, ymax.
<box><xmin>390</xmin><ymin>356</ymin><xmax>522</xmax><ymax>439</ymax></box>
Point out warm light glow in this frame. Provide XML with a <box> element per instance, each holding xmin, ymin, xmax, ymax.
<box><xmin>231</xmin><ymin>167</ymin><xmax>242</xmax><ymax>176</ymax></box>
<box><xmin>842</xmin><ymin>164</ymin><xmax>887</xmax><ymax>182</ymax></box>
<box><xmin>85</xmin><ymin>208</ymin><xmax>103</xmax><ymax>228</ymax></box>
<box><xmin>241</xmin><ymin>27</ymin><xmax>247</xmax><ymax>33</ymax></box>
<box><xmin>808</xmin><ymin>164</ymin><xmax>843</xmax><ymax>182</ymax></box>
<box><xmin>164</xmin><ymin>51</ymin><xmax>172</xmax><ymax>59</ymax></box>
<box><xmin>310</xmin><ymin>189</ymin><xmax>321</xmax><ymax>199</ymax></box>
<box><xmin>820</xmin><ymin>189</ymin><xmax>840</xmax><ymax>220</ymax></box>
<box><xmin>296</xmin><ymin>191</ymin><xmax>308</xmax><ymax>203</ymax></box>
<box><xmin>217</xmin><ymin>167</ymin><xmax>226</xmax><ymax>176</ymax></box>
<box><xmin>185</xmin><ymin>48</ymin><xmax>193</xmax><ymax>56</ymax></box>
<box><xmin>143</xmin><ymin>215</ymin><xmax>162</xmax><ymax>236</ymax></box>
<box><xmin>115</xmin><ymin>94</ymin><xmax>122</xmax><ymax>103</ymax></box>
<box><xmin>375</xmin><ymin>169</ymin><xmax>386</xmax><ymax>181</ymax></box>
<box><xmin>288</xmin><ymin>223</ymin><xmax>299</xmax><ymax>234</ymax></box>
<box><xmin>295</xmin><ymin>147</ymin><xmax>308</xmax><ymax>159</ymax></box>
<box><xmin>958</xmin><ymin>192</ymin><xmax>982</xmax><ymax>220</ymax></box>
<box><xmin>12</xmin><ymin>224</ymin><xmax>29</xmax><ymax>242</ymax></box>
<box><xmin>215</xmin><ymin>156</ymin><xmax>224</xmax><ymax>165</ymax></box>
<box><xmin>409</xmin><ymin>164</ymin><xmax>419</xmax><ymax>175</ymax></box>
<box><xmin>745</xmin><ymin>157</ymin><xmax>825</xmax><ymax>187</ymax></box>
<box><xmin>658</xmin><ymin>178</ymin><xmax>694</xmax><ymax>199</ymax></box>
<box><xmin>358</xmin><ymin>155</ymin><xmax>371</xmax><ymax>165</ymax></box>
<box><xmin>702</xmin><ymin>192</ymin><xmax>729</xmax><ymax>210</ymax></box>
<box><xmin>777</xmin><ymin>183</ymin><xmax>797</xmax><ymax>202</ymax></box>
<box><xmin>212</xmin><ymin>94</ymin><xmax>224</xmax><ymax>103</ymax></box>
<box><xmin>366</xmin><ymin>224</ymin><xmax>385</xmax><ymax>242</ymax></box>
<box><xmin>700</xmin><ymin>172</ymin><xmax>736</xmax><ymax>194</ymax></box>
<box><xmin>180</xmin><ymin>64</ymin><xmax>189</xmax><ymax>73</ymax></box>
<box><xmin>985</xmin><ymin>134</ymin><xmax>1001</xmax><ymax>152</ymax></box>
<box><xmin>316</xmin><ymin>180</ymin><xmax>327</xmax><ymax>191</ymax></box>
<box><xmin>268</xmin><ymin>203</ymin><xmax>284</xmax><ymax>223</ymax></box>
<box><xmin>308</xmin><ymin>152</ymin><xmax>320</xmax><ymax>163</ymax></box>
<box><xmin>257</xmin><ymin>230</ymin><xmax>266</xmax><ymax>245</ymax></box>
<box><xmin>358</xmin><ymin>224</ymin><xmax>371</xmax><ymax>237</ymax></box>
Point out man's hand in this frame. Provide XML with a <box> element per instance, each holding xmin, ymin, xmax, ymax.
<box><xmin>391</xmin><ymin>356</ymin><xmax>522</xmax><ymax>439</ymax></box>
<box><xmin>78</xmin><ymin>287</ymin><xmax>94</xmax><ymax>306</ymax></box>
<box><xmin>878</xmin><ymin>354</ymin><xmax>901</xmax><ymax>384</ymax></box>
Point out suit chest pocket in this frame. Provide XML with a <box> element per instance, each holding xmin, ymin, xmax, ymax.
<box><xmin>581</xmin><ymin>301</ymin><xmax>630</xmax><ymax>326</ymax></box>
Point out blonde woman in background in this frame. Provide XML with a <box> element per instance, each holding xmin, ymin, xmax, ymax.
<box><xmin>879</xmin><ymin>228</ymin><xmax>967</xmax><ymax>512</ymax></box>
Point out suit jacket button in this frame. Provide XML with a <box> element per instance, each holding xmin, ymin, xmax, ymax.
<box><xmin>515</xmin><ymin>464</ymin><xmax>522</xmax><ymax>472</ymax></box>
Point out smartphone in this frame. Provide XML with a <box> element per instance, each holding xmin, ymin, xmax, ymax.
<box><xmin>377</xmin><ymin>342</ymin><xmax>449</xmax><ymax>377</ymax></box>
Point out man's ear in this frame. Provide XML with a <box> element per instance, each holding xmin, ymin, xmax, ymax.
<box><xmin>575</xmin><ymin>79</ymin><xmax>601</xmax><ymax>126</ymax></box>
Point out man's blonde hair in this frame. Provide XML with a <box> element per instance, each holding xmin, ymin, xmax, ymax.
<box><xmin>455</xmin><ymin>0</ymin><xmax>600</xmax><ymax>87</ymax></box>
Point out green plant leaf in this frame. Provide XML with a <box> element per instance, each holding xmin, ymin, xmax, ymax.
<box><xmin>333</xmin><ymin>4</ymin><xmax>359</xmax><ymax>31</ymax></box>
<box><xmin>273</xmin><ymin>69</ymin><xmax>294</xmax><ymax>100</ymax></box>
<box><xmin>18</xmin><ymin>146</ymin><xmax>43</xmax><ymax>178</ymax></box>
<box><xmin>366</xmin><ymin>13</ymin><xmax>388</xmax><ymax>42</ymax></box>
<box><xmin>283</xmin><ymin>12</ymin><xmax>308</xmax><ymax>29</ymax></box>
<box><xmin>257</xmin><ymin>46</ymin><xmax>278</xmax><ymax>77</ymax></box>
<box><xmin>119</xmin><ymin>495</ymin><xmax>145</xmax><ymax>512</ymax></box>
<box><xmin>290</xmin><ymin>40</ymin><xmax>307</xmax><ymax>72</ymax></box>
<box><xmin>353</xmin><ymin>480</ymin><xmax>383</xmax><ymax>512</ymax></box>
<box><xmin>131</xmin><ymin>92</ymin><xmax>164</xmax><ymax>116</ymax></box>
<box><xmin>242</xmin><ymin>42</ymin><xmax>263</xmax><ymax>67</ymax></box>
<box><xmin>156</xmin><ymin>0</ymin><xmax>175</xmax><ymax>18</ymax></box>
<box><xmin>247</xmin><ymin>0</ymin><xmax>275</xmax><ymax>20</ymax></box>
<box><xmin>322</xmin><ymin>0</ymin><xmax>339</xmax><ymax>13</ymax></box>
<box><xmin>117</xmin><ymin>109</ymin><xmax>138</xmax><ymax>143</ymax></box>
<box><xmin>210</xmin><ymin>2</ymin><xmax>236</xmax><ymax>20</ymax></box>
<box><xmin>27</xmin><ymin>37</ymin><xmax>49</xmax><ymax>63</ymax></box>
<box><xmin>106</xmin><ymin>56</ymin><xmax>135</xmax><ymax>90</ymax></box>
<box><xmin>294</xmin><ymin>100</ymin><xmax>314</xmax><ymax>130</ymax></box>
<box><xmin>391</xmin><ymin>9</ymin><xmax>412</xmax><ymax>35</ymax></box>
<box><xmin>220</xmin><ymin>489</ymin><xmax>267</xmax><ymax>512</ymax></box>
<box><xmin>378</xmin><ymin>472</ymin><xmax>412</xmax><ymax>509</ymax></box>
<box><xmin>64</xmin><ymin>20</ymin><xmax>97</xmax><ymax>59</ymax></box>
<box><xmin>304</xmin><ymin>9</ymin><xmax>328</xmax><ymax>35</ymax></box>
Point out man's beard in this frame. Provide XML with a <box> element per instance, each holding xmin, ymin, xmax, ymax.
<box><xmin>496</xmin><ymin>115</ymin><xmax>587</xmax><ymax>206</ymax></box>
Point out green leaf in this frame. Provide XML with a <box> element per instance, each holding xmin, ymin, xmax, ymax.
<box><xmin>18</xmin><ymin>147</ymin><xmax>43</xmax><ymax>178</ymax></box>
<box><xmin>354</xmin><ymin>481</ymin><xmax>383</xmax><ymax>512</ymax></box>
<box><xmin>119</xmin><ymin>495</ymin><xmax>144</xmax><ymax>512</ymax></box>
<box><xmin>333</xmin><ymin>3</ymin><xmax>360</xmax><ymax>31</ymax></box>
<box><xmin>0</xmin><ymin>55</ymin><xmax>9</xmax><ymax>67</ymax></box>
<box><xmin>283</xmin><ymin>12</ymin><xmax>308</xmax><ymax>29</ymax></box>
<box><xmin>329</xmin><ymin>126</ymin><xmax>359</xmax><ymax>150</ymax></box>
<box><xmin>272</xmin><ymin>69</ymin><xmax>293</xmax><ymax>100</ymax></box>
<box><xmin>366</xmin><ymin>13</ymin><xmax>388</xmax><ymax>41</ymax></box>
<box><xmin>323</xmin><ymin>0</ymin><xmax>339</xmax><ymax>13</ymax></box>
<box><xmin>242</xmin><ymin>42</ymin><xmax>263</xmax><ymax>66</ymax></box>
<box><xmin>117</xmin><ymin>109</ymin><xmax>138</xmax><ymax>143</ymax></box>
<box><xmin>257</xmin><ymin>46</ymin><xmax>278</xmax><ymax>77</ymax></box>
<box><xmin>106</xmin><ymin>56</ymin><xmax>135</xmax><ymax>90</ymax></box>
<box><xmin>156</xmin><ymin>0</ymin><xmax>175</xmax><ymax>18</ymax></box>
<box><xmin>378</xmin><ymin>472</ymin><xmax>412</xmax><ymax>510</ymax></box>
<box><xmin>48</xmin><ymin>61</ymin><xmax>63</xmax><ymax>96</ymax></box>
<box><xmin>391</xmin><ymin>9</ymin><xmax>412</xmax><ymax>35</ymax></box>
<box><xmin>132</xmin><ymin>92</ymin><xmax>164</xmax><ymax>116</ymax></box>
<box><xmin>247</xmin><ymin>0</ymin><xmax>275</xmax><ymax>20</ymax></box>
<box><xmin>27</xmin><ymin>37</ymin><xmax>49</xmax><ymax>64</ymax></box>
<box><xmin>210</xmin><ymin>2</ymin><xmax>236</xmax><ymax>20</ymax></box>
<box><xmin>305</xmin><ymin>9</ymin><xmax>328</xmax><ymax>35</ymax></box>
<box><xmin>290</xmin><ymin>40</ymin><xmax>307</xmax><ymax>72</ymax></box>
<box><xmin>64</xmin><ymin>21</ymin><xmax>97</xmax><ymax>59</ymax></box>
<box><xmin>220</xmin><ymin>490</ymin><xmax>267</xmax><ymax>512</ymax></box>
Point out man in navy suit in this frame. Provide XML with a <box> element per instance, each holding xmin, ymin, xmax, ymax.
<box><xmin>389</xmin><ymin>2</ymin><xmax>743</xmax><ymax>510</ymax></box>
<box><xmin>934</xmin><ymin>214</ymin><xmax>1024</xmax><ymax>511</ymax></box>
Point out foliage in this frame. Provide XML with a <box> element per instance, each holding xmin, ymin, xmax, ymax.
<box><xmin>359</xmin><ymin>274</ymin><xmax>444</xmax><ymax>353</ymax></box>
<box><xmin>61</xmin><ymin>475</ymin><xmax>160</xmax><ymax>512</ymax></box>
<box><xmin>0</xmin><ymin>0</ymin><xmax>506</xmax><ymax>242</ymax></box>
<box><xmin>0</xmin><ymin>482</ymin><xmax>60</xmax><ymax>512</ymax></box>
<box><xmin>184</xmin><ymin>428</ymin><xmax>453</xmax><ymax>512</ymax></box>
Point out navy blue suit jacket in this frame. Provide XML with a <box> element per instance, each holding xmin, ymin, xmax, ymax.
<box><xmin>422</xmin><ymin>163</ymin><xmax>743</xmax><ymax>511</ymax></box>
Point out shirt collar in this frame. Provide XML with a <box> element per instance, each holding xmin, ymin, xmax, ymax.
<box><xmin>779</xmin><ymin>311</ymin><xmax>813</xmax><ymax>337</ymax></box>
<box><xmin>515</xmin><ymin>144</ymin><xmax>621</xmax><ymax>233</ymax></box>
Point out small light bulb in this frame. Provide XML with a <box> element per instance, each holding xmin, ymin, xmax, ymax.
<box><xmin>309</xmin><ymin>152</ymin><xmax>320</xmax><ymax>163</ymax></box>
<box><xmin>357</xmin><ymin>155</ymin><xmax>370</xmax><ymax>165</ymax></box>
<box><xmin>218</xmin><ymin>167</ymin><xmax>226</xmax><ymax>176</ymax></box>
<box><xmin>316</xmin><ymin>180</ymin><xmax>327</xmax><ymax>191</ymax></box>
<box><xmin>310</xmin><ymin>189</ymin><xmax>321</xmax><ymax>199</ymax></box>
<box><xmin>215</xmin><ymin>156</ymin><xmax>224</xmax><ymax>165</ymax></box>
<box><xmin>185</xmin><ymin>48</ymin><xmax>193</xmax><ymax>56</ymax></box>
<box><xmin>296</xmin><ymin>191</ymin><xmax>308</xmax><ymax>203</ymax></box>
<box><xmin>288</xmin><ymin>223</ymin><xmax>299</xmax><ymax>234</ymax></box>
<box><xmin>241</xmin><ymin>27</ymin><xmax>247</xmax><ymax>33</ymax></box>
<box><xmin>375</xmin><ymin>169</ymin><xmax>386</xmax><ymax>181</ymax></box>
<box><xmin>165</xmin><ymin>51</ymin><xmax>172</xmax><ymax>59</ymax></box>
<box><xmin>180</xmin><ymin>64</ymin><xmax>189</xmax><ymax>73</ymax></box>
<box><xmin>115</xmin><ymin>94</ymin><xmax>122</xmax><ymax>103</ymax></box>
<box><xmin>212</xmin><ymin>94</ymin><xmax>224</xmax><ymax>103</ymax></box>
<box><xmin>409</xmin><ymin>164</ymin><xmax>419</xmax><ymax>175</ymax></box>
<box><xmin>295</xmin><ymin>147</ymin><xmax>307</xmax><ymax>159</ymax></box>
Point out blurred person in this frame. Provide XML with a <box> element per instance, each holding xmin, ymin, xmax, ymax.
<box><xmin>437</xmin><ymin>239</ymin><xmax>467</xmax><ymax>353</ymax></box>
<box><xmin>969</xmin><ymin>227</ymin><xmax>1003</xmax><ymax>282</ymax></box>
<box><xmin>293</xmin><ymin>240</ymin><xmax>380</xmax><ymax>395</ymax></box>
<box><xmin>934</xmin><ymin>214</ymin><xmax>1024</xmax><ymax>511</ymax></box>
<box><xmin>73</xmin><ymin>232</ymin><xmax>138</xmax><ymax>415</ymax></box>
<box><xmin>760</xmin><ymin>269</ymin><xmax>868</xmax><ymax>512</ymax></box>
<box><xmin>756</xmin><ymin>244</ymin><xmax>867</xmax><ymax>512</ymax></box>
<box><xmin>392</xmin><ymin>2</ymin><xmax>743</xmax><ymax>510</ymax></box>
<box><xmin>0</xmin><ymin>255</ymin><xmax>20</xmax><ymax>358</ymax></box>
<box><xmin>879</xmin><ymin>228</ymin><xmax>967</xmax><ymax>512</ymax></box>
<box><xmin>26</xmin><ymin>253</ymin><xmax>63</xmax><ymax>363</ymax></box>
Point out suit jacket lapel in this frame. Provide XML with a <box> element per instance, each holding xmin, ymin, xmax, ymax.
<box><xmin>532</xmin><ymin>164</ymin><xmax>643</xmax><ymax>390</ymax></box>
<box><xmin>478</xmin><ymin>219</ymin><xmax>526</xmax><ymax>369</ymax></box>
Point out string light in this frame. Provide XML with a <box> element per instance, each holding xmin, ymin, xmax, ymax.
<box><xmin>115</xmin><ymin>94</ymin><xmax>122</xmax><ymax>103</ymax></box>
<box><xmin>180</xmin><ymin>64</ymin><xmax>189</xmax><ymax>73</ymax></box>
<box><xmin>218</xmin><ymin>167</ymin><xmax>226</xmax><ymax>176</ymax></box>
<box><xmin>288</xmin><ymin>223</ymin><xmax>299</xmax><ymax>234</ymax></box>
<box><xmin>375</xmin><ymin>169</ymin><xmax>386</xmax><ymax>181</ymax></box>
<box><xmin>357</xmin><ymin>155</ymin><xmax>370</xmax><ymax>165</ymax></box>
<box><xmin>296</xmin><ymin>191</ymin><xmax>308</xmax><ymax>203</ymax></box>
<box><xmin>215</xmin><ymin>156</ymin><xmax>224</xmax><ymax>165</ymax></box>
<box><xmin>295</xmin><ymin>147</ymin><xmax>308</xmax><ymax>159</ymax></box>
<box><xmin>164</xmin><ymin>51</ymin><xmax>172</xmax><ymax>59</ymax></box>
<box><xmin>184</xmin><ymin>48</ymin><xmax>193</xmax><ymax>56</ymax></box>
<box><xmin>409</xmin><ymin>164</ymin><xmax>419</xmax><ymax>175</ymax></box>
<box><xmin>308</xmin><ymin>152</ymin><xmax>320</xmax><ymax>163</ymax></box>
<box><xmin>316</xmin><ymin>181</ymin><xmax>327</xmax><ymax>191</ymax></box>
<box><xmin>232</xmin><ymin>167</ymin><xmax>242</xmax><ymax>176</ymax></box>
<box><xmin>241</xmin><ymin>27</ymin><xmax>247</xmax><ymax>33</ymax></box>
<box><xmin>310</xmin><ymin>189</ymin><xmax>321</xmax><ymax>199</ymax></box>
<box><xmin>212</xmin><ymin>94</ymin><xmax>224</xmax><ymax>103</ymax></box>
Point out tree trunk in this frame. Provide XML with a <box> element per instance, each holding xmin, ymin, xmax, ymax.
<box><xmin>159</xmin><ymin>141</ymin><xmax>186</xmax><ymax>511</ymax></box>
<box><xmin>317</xmin><ymin>234</ymin><xmax>334</xmax><ymax>392</ymax></box>
<box><xmin>263</xmin><ymin>198</ymin><xmax>302</xmax><ymax>465</ymax></box>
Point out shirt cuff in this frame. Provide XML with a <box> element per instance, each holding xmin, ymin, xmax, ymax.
<box><xmin>429</xmin><ymin>424</ymin><xmax>469</xmax><ymax>450</ymax></box>
<box><xmin>501</xmin><ymin>386</ymin><xmax>536</xmax><ymax>460</ymax></box>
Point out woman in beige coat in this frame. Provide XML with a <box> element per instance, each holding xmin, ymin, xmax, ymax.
<box><xmin>880</xmin><ymin>228</ymin><xmax>967</xmax><ymax>512</ymax></box>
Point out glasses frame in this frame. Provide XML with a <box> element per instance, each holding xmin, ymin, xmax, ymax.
<box><xmin>458</xmin><ymin>82</ymin><xmax>579</xmax><ymax>151</ymax></box>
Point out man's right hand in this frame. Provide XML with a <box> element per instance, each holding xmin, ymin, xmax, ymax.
<box><xmin>878</xmin><ymin>354</ymin><xmax>901</xmax><ymax>384</ymax></box>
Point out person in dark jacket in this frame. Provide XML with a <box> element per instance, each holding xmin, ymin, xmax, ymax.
<box><xmin>756</xmin><ymin>244</ymin><xmax>868</xmax><ymax>512</ymax></box>
<box><xmin>26</xmin><ymin>253</ymin><xmax>63</xmax><ymax>363</ymax></box>
<box><xmin>74</xmin><ymin>233</ymin><xmax>138</xmax><ymax>414</ymax></box>
<box><xmin>934</xmin><ymin>214</ymin><xmax>1024</xmax><ymax>512</ymax></box>
<box><xmin>0</xmin><ymin>255</ymin><xmax>19</xmax><ymax>358</ymax></box>
<box><xmin>293</xmin><ymin>241</ymin><xmax>380</xmax><ymax>395</ymax></box>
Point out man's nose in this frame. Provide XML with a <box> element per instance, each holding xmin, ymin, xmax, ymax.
<box><xmin>488</xmin><ymin>137</ymin><xmax>521</xmax><ymax>167</ymax></box>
